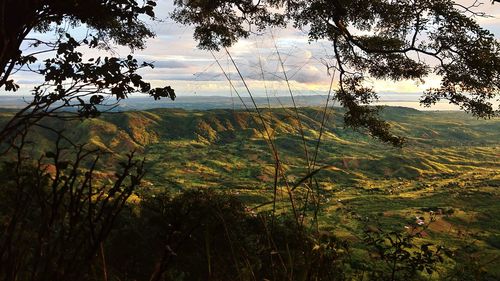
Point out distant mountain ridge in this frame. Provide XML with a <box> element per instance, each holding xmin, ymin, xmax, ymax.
<box><xmin>0</xmin><ymin>94</ymin><xmax>460</xmax><ymax>111</ymax></box>
<box><xmin>0</xmin><ymin>95</ymin><xmax>335</xmax><ymax>111</ymax></box>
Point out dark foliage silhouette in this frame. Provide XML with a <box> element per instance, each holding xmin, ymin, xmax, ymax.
<box><xmin>101</xmin><ymin>189</ymin><xmax>452</xmax><ymax>281</ymax></box>
<box><xmin>0</xmin><ymin>0</ymin><xmax>175</xmax><ymax>145</ymax></box>
<box><xmin>0</xmin><ymin>130</ymin><xmax>145</xmax><ymax>281</ymax></box>
<box><xmin>173</xmin><ymin>0</ymin><xmax>500</xmax><ymax>145</ymax></box>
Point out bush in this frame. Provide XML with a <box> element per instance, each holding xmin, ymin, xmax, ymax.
<box><xmin>107</xmin><ymin>189</ymin><xmax>351</xmax><ymax>281</ymax></box>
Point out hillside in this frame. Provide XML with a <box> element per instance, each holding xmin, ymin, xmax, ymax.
<box><xmin>33</xmin><ymin>107</ymin><xmax>498</xmax><ymax>187</ymax></box>
<box><xmin>1</xmin><ymin>106</ymin><xmax>500</xmax><ymax>276</ymax></box>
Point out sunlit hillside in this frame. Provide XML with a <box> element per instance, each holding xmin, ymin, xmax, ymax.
<box><xmin>2</xmin><ymin>106</ymin><xmax>499</xmax><ymax>278</ymax></box>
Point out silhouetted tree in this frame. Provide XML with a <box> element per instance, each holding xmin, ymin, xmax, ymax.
<box><xmin>0</xmin><ymin>3</ymin><xmax>171</xmax><ymax>280</ymax></box>
<box><xmin>1</xmin><ymin>0</ymin><xmax>154</xmax><ymax>87</ymax></box>
<box><xmin>0</xmin><ymin>0</ymin><xmax>175</xmax><ymax>145</ymax></box>
<box><xmin>173</xmin><ymin>0</ymin><xmax>500</xmax><ymax>145</ymax></box>
<box><xmin>0</xmin><ymin>130</ymin><xmax>145</xmax><ymax>281</ymax></box>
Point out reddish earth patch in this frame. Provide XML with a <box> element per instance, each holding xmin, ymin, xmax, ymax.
<box><xmin>382</xmin><ymin>211</ymin><xmax>398</xmax><ymax>217</ymax></box>
<box><xmin>41</xmin><ymin>164</ymin><xmax>57</xmax><ymax>176</ymax></box>
<box><xmin>418</xmin><ymin>230</ymin><xmax>429</xmax><ymax>237</ymax></box>
<box><xmin>405</xmin><ymin>228</ymin><xmax>429</xmax><ymax>238</ymax></box>
<box><xmin>428</xmin><ymin>218</ymin><xmax>455</xmax><ymax>234</ymax></box>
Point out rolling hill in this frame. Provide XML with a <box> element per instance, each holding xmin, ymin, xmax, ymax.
<box><xmin>1</xmin><ymin>106</ymin><xmax>499</xmax><ymax>275</ymax></box>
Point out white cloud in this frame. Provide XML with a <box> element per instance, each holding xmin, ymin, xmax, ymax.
<box><xmin>2</xmin><ymin>0</ymin><xmax>500</xmax><ymax>105</ymax></box>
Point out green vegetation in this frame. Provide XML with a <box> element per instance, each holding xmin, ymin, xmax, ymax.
<box><xmin>2</xmin><ymin>106</ymin><xmax>498</xmax><ymax>279</ymax></box>
<box><xmin>2</xmin><ymin>0</ymin><xmax>500</xmax><ymax>279</ymax></box>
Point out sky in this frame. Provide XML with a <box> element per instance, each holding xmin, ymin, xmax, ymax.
<box><xmin>4</xmin><ymin>0</ymin><xmax>500</xmax><ymax>109</ymax></box>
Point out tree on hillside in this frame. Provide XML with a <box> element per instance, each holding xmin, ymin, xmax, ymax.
<box><xmin>0</xmin><ymin>2</ymin><xmax>168</xmax><ymax>280</ymax></box>
<box><xmin>172</xmin><ymin>0</ymin><xmax>500</xmax><ymax>146</ymax></box>
<box><xmin>0</xmin><ymin>0</ymin><xmax>175</xmax><ymax>145</ymax></box>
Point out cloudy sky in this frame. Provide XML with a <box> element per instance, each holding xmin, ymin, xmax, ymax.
<box><xmin>6</xmin><ymin>0</ymin><xmax>500</xmax><ymax>107</ymax></box>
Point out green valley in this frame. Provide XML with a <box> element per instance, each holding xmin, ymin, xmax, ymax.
<box><xmin>3</xmin><ymin>107</ymin><xmax>499</xmax><ymax>276</ymax></box>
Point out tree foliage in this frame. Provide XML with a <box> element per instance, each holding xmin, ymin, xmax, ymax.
<box><xmin>101</xmin><ymin>189</ymin><xmax>453</xmax><ymax>281</ymax></box>
<box><xmin>0</xmin><ymin>2</ymin><xmax>165</xmax><ymax>279</ymax></box>
<box><xmin>1</xmin><ymin>0</ymin><xmax>156</xmax><ymax>86</ymax></box>
<box><xmin>173</xmin><ymin>0</ymin><xmax>500</xmax><ymax>145</ymax></box>
<box><xmin>0</xmin><ymin>0</ymin><xmax>175</xmax><ymax>143</ymax></box>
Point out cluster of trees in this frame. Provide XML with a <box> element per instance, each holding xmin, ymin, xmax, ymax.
<box><xmin>0</xmin><ymin>0</ymin><xmax>499</xmax><ymax>280</ymax></box>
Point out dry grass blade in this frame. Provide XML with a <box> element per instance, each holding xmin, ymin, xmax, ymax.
<box><xmin>212</xmin><ymin>48</ymin><xmax>300</xmax><ymax>224</ymax></box>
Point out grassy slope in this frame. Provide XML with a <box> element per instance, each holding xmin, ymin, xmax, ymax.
<box><xmin>134</xmin><ymin>107</ymin><xmax>500</xmax><ymax>275</ymax></box>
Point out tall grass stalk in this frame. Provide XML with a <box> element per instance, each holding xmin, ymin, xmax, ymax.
<box><xmin>211</xmin><ymin>49</ymin><xmax>300</xmax><ymax>226</ymax></box>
